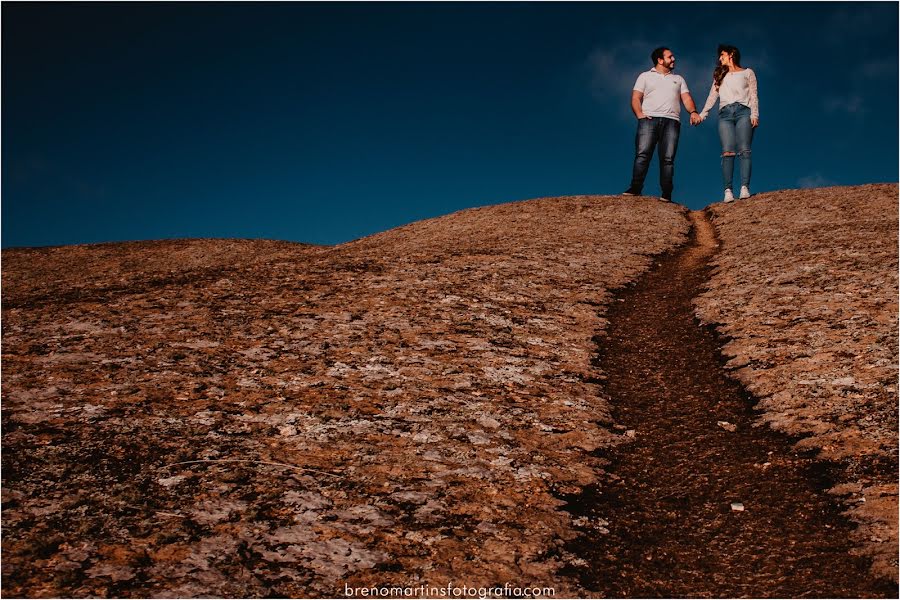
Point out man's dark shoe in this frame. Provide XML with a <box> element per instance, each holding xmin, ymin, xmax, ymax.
<box><xmin>621</xmin><ymin>188</ymin><xmax>641</xmax><ymax>196</ymax></box>
<box><xmin>660</xmin><ymin>195</ymin><xmax>673</xmax><ymax>202</ymax></box>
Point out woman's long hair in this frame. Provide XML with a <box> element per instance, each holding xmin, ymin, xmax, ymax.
<box><xmin>713</xmin><ymin>44</ymin><xmax>742</xmax><ymax>90</ymax></box>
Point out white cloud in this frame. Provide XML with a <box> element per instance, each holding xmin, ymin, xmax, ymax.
<box><xmin>822</xmin><ymin>6</ymin><xmax>896</xmax><ymax>42</ymax></box>
<box><xmin>823</xmin><ymin>94</ymin><xmax>866</xmax><ymax>116</ymax></box>
<box><xmin>859</xmin><ymin>58</ymin><xmax>895</xmax><ymax>80</ymax></box>
<box><xmin>587</xmin><ymin>39</ymin><xmax>655</xmax><ymax>101</ymax></box>
<box><xmin>797</xmin><ymin>173</ymin><xmax>837</xmax><ymax>189</ymax></box>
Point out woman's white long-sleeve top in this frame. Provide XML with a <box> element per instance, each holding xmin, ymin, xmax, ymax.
<box><xmin>699</xmin><ymin>68</ymin><xmax>759</xmax><ymax>120</ymax></box>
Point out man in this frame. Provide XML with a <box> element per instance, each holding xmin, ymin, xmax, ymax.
<box><xmin>622</xmin><ymin>47</ymin><xmax>701</xmax><ymax>202</ymax></box>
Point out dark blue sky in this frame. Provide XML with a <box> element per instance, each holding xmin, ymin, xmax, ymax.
<box><xmin>3</xmin><ymin>2</ymin><xmax>898</xmax><ymax>248</ymax></box>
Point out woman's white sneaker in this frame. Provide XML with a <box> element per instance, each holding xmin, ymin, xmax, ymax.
<box><xmin>723</xmin><ymin>188</ymin><xmax>735</xmax><ymax>203</ymax></box>
<box><xmin>739</xmin><ymin>186</ymin><xmax>751</xmax><ymax>199</ymax></box>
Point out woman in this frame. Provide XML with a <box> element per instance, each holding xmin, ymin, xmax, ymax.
<box><xmin>698</xmin><ymin>45</ymin><xmax>759</xmax><ymax>202</ymax></box>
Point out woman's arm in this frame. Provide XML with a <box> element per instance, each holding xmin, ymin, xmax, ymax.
<box><xmin>698</xmin><ymin>82</ymin><xmax>718</xmax><ymax>120</ymax></box>
<box><xmin>747</xmin><ymin>68</ymin><xmax>759</xmax><ymax>123</ymax></box>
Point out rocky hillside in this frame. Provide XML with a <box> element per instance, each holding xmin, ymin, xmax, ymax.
<box><xmin>3</xmin><ymin>185</ymin><xmax>896</xmax><ymax>597</ymax></box>
<box><xmin>695</xmin><ymin>183</ymin><xmax>899</xmax><ymax>582</ymax></box>
<box><xmin>1</xmin><ymin>196</ymin><xmax>688</xmax><ymax>597</ymax></box>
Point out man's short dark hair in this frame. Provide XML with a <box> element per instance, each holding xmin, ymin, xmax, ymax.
<box><xmin>651</xmin><ymin>47</ymin><xmax>670</xmax><ymax>65</ymax></box>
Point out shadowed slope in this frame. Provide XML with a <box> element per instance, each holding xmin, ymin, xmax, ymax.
<box><xmin>696</xmin><ymin>184</ymin><xmax>899</xmax><ymax>582</ymax></box>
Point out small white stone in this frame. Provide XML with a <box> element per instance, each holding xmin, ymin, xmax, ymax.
<box><xmin>278</xmin><ymin>424</ymin><xmax>297</xmax><ymax>436</ymax></box>
<box><xmin>157</xmin><ymin>475</ymin><xmax>186</xmax><ymax>488</ymax></box>
<box><xmin>477</xmin><ymin>415</ymin><xmax>501</xmax><ymax>429</ymax></box>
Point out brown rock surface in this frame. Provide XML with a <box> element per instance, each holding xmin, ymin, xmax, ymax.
<box><xmin>694</xmin><ymin>183</ymin><xmax>899</xmax><ymax>582</ymax></box>
<box><xmin>2</xmin><ymin>195</ymin><xmax>687</xmax><ymax>597</ymax></box>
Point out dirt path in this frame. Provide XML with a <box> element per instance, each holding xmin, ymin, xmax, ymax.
<box><xmin>559</xmin><ymin>210</ymin><xmax>897</xmax><ymax>598</ymax></box>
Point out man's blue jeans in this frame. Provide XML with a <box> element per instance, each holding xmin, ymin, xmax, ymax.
<box><xmin>718</xmin><ymin>103</ymin><xmax>753</xmax><ymax>190</ymax></box>
<box><xmin>628</xmin><ymin>116</ymin><xmax>680</xmax><ymax>199</ymax></box>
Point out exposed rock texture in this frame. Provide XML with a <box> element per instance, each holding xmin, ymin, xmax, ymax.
<box><xmin>694</xmin><ymin>184</ymin><xmax>899</xmax><ymax>582</ymax></box>
<box><xmin>2</xmin><ymin>195</ymin><xmax>688</xmax><ymax>597</ymax></box>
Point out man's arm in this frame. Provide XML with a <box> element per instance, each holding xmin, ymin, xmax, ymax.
<box><xmin>681</xmin><ymin>92</ymin><xmax>701</xmax><ymax>125</ymax></box>
<box><xmin>631</xmin><ymin>90</ymin><xmax>646</xmax><ymax>119</ymax></box>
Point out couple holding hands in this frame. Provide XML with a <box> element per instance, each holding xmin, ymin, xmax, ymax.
<box><xmin>622</xmin><ymin>45</ymin><xmax>759</xmax><ymax>204</ymax></box>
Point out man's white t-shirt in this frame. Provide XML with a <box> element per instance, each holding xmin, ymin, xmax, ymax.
<box><xmin>633</xmin><ymin>69</ymin><xmax>689</xmax><ymax>122</ymax></box>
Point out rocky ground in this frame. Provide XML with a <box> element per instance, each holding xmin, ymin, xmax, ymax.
<box><xmin>560</xmin><ymin>211</ymin><xmax>895</xmax><ymax>598</ymax></box>
<box><xmin>694</xmin><ymin>183</ymin><xmax>899</xmax><ymax>582</ymax></box>
<box><xmin>3</xmin><ymin>185</ymin><xmax>897</xmax><ymax>598</ymax></box>
<box><xmin>2</xmin><ymin>195</ymin><xmax>688</xmax><ymax>597</ymax></box>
